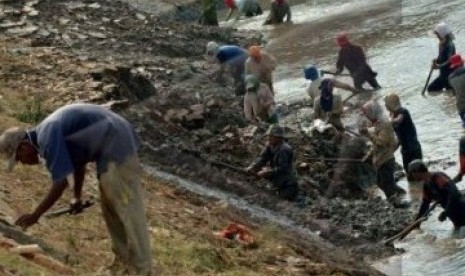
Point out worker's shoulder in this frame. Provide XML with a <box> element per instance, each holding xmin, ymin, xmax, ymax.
<box><xmin>280</xmin><ymin>142</ymin><xmax>294</xmax><ymax>152</ymax></box>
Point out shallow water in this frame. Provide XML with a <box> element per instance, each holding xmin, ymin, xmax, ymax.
<box><xmin>233</xmin><ymin>0</ymin><xmax>465</xmax><ymax>274</ymax></box>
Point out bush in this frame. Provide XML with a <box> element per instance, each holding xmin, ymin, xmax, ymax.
<box><xmin>16</xmin><ymin>97</ymin><xmax>47</xmax><ymax>124</ymax></box>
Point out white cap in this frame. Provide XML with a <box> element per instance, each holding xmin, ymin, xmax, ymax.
<box><xmin>434</xmin><ymin>22</ymin><xmax>452</xmax><ymax>39</ymax></box>
<box><xmin>0</xmin><ymin>127</ymin><xmax>27</xmax><ymax>171</ymax></box>
<box><xmin>206</xmin><ymin>41</ymin><xmax>219</xmax><ymax>56</ymax></box>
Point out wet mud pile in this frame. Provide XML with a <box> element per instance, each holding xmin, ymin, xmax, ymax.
<box><xmin>2</xmin><ymin>0</ymin><xmax>412</xmax><ymax>264</ymax></box>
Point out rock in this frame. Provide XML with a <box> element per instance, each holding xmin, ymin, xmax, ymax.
<box><xmin>194</xmin><ymin>129</ymin><xmax>213</xmax><ymax>137</ymax></box>
<box><xmin>100</xmin><ymin>100</ymin><xmax>130</xmax><ymax>110</ymax></box>
<box><xmin>87</xmin><ymin>31</ymin><xmax>107</xmax><ymax>39</ymax></box>
<box><xmin>6</xmin><ymin>25</ymin><xmax>38</xmax><ymax>36</ymax></box>
<box><xmin>87</xmin><ymin>3</ymin><xmax>101</xmax><ymax>9</ymax></box>
<box><xmin>185</xmin><ymin>113</ymin><xmax>203</xmax><ymax>122</ymax></box>
<box><xmin>0</xmin><ymin>21</ymin><xmax>26</xmax><ymax>29</ymax></box>
<box><xmin>190</xmin><ymin>104</ymin><xmax>205</xmax><ymax>115</ymax></box>
<box><xmin>22</xmin><ymin>6</ymin><xmax>33</xmax><ymax>13</ymax></box>
<box><xmin>183</xmin><ymin>113</ymin><xmax>205</xmax><ymax>129</ymax></box>
<box><xmin>25</xmin><ymin>0</ymin><xmax>40</xmax><ymax>7</ymax></box>
<box><xmin>74</xmin><ymin>32</ymin><xmax>88</xmax><ymax>40</ymax></box>
<box><xmin>206</xmin><ymin>99</ymin><xmax>222</xmax><ymax>108</ymax></box>
<box><xmin>102</xmin><ymin>84</ymin><xmax>117</xmax><ymax>94</ymax></box>
<box><xmin>89</xmin><ymin>81</ymin><xmax>103</xmax><ymax>89</ymax></box>
<box><xmin>239</xmin><ymin>125</ymin><xmax>257</xmax><ymax>138</ymax></box>
<box><xmin>224</xmin><ymin>132</ymin><xmax>234</xmax><ymax>139</ymax></box>
<box><xmin>75</xmin><ymin>13</ymin><xmax>88</xmax><ymax>21</ymax></box>
<box><xmin>28</xmin><ymin>10</ymin><xmax>39</xmax><ymax>16</ymax></box>
<box><xmin>286</xmin><ymin>256</ymin><xmax>306</xmax><ymax>267</ymax></box>
<box><xmin>135</xmin><ymin>13</ymin><xmax>146</xmax><ymax>21</ymax></box>
<box><xmin>58</xmin><ymin>18</ymin><xmax>71</xmax><ymax>25</ymax></box>
<box><xmin>61</xmin><ymin>33</ymin><xmax>72</xmax><ymax>44</ymax></box>
<box><xmin>164</xmin><ymin>109</ymin><xmax>189</xmax><ymax>122</ymax></box>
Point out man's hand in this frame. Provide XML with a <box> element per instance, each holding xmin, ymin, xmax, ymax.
<box><xmin>245</xmin><ymin>165</ymin><xmax>255</xmax><ymax>174</ymax></box>
<box><xmin>15</xmin><ymin>213</ymin><xmax>40</xmax><ymax>229</ymax></box>
<box><xmin>257</xmin><ymin>167</ymin><xmax>272</xmax><ymax>178</ymax></box>
<box><xmin>431</xmin><ymin>59</ymin><xmax>438</xmax><ymax>70</ymax></box>
<box><xmin>69</xmin><ymin>198</ymin><xmax>84</xmax><ymax>215</ymax></box>
<box><xmin>438</xmin><ymin>211</ymin><xmax>447</xmax><ymax>222</ymax></box>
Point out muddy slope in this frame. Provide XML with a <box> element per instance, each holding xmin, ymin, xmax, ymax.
<box><xmin>2</xmin><ymin>0</ymin><xmax>410</xmax><ymax>271</ymax></box>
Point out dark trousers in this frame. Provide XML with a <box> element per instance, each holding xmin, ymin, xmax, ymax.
<box><xmin>232</xmin><ymin>64</ymin><xmax>245</xmax><ymax>96</ymax></box>
<box><xmin>277</xmin><ymin>184</ymin><xmax>298</xmax><ymax>201</ymax></box>
<box><xmin>428</xmin><ymin>74</ymin><xmax>452</xmax><ymax>92</ymax></box>
<box><xmin>244</xmin><ymin>5</ymin><xmax>263</xmax><ymax>17</ymax></box>
<box><xmin>401</xmin><ymin>144</ymin><xmax>423</xmax><ymax>174</ymax></box>
<box><xmin>353</xmin><ymin>73</ymin><xmax>381</xmax><ymax>90</ymax></box>
<box><xmin>459</xmin><ymin>111</ymin><xmax>465</xmax><ymax>128</ymax></box>
<box><xmin>447</xmin><ymin>199</ymin><xmax>465</xmax><ymax>227</ymax></box>
<box><xmin>376</xmin><ymin>158</ymin><xmax>405</xmax><ymax>198</ymax></box>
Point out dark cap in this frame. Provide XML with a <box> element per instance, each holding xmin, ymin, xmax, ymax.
<box><xmin>407</xmin><ymin>159</ymin><xmax>428</xmax><ymax>174</ymax></box>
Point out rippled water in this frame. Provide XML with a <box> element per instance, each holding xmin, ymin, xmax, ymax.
<box><xmin>233</xmin><ymin>0</ymin><xmax>465</xmax><ymax>274</ymax></box>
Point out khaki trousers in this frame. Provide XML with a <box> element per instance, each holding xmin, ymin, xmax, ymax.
<box><xmin>99</xmin><ymin>155</ymin><xmax>152</xmax><ymax>275</ymax></box>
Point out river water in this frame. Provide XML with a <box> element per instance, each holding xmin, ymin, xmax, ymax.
<box><xmin>231</xmin><ymin>0</ymin><xmax>465</xmax><ymax>275</ymax></box>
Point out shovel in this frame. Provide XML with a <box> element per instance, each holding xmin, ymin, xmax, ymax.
<box><xmin>421</xmin><ymin>68</ymin><xmax>434</xmax><ymax>96</ymax></box>
<box><xmin>382</xmin><ymin>202</ymin><xmax>438</xmax><ymax>245</ymax></box>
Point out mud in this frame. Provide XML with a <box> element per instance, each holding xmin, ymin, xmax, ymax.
<box><xmin>1</xmin><ymin>0</ymin><xmax>414</xmax><ymax>270</ymax></box>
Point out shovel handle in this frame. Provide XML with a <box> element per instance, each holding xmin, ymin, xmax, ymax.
<box><xmin>421</xmin><ymin>68</ymin><xmax>434</xmax><ymax>96</ymax></box>
<box><xmin>44</xmin><ymin>200</ymin><xmax>94</xmax><ymax>218</ymax></box>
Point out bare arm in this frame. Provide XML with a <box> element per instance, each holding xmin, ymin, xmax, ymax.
<box><xmin>73</xmin><ymin>166</ymin><xmax>86</xmax><ymax>200</ymax></box>
<box><xmin>391</xmin><ymin>113</ymin><xmax>404</xmax><ymax>126</ymax></box>
<box><xmin>332</xmin><ymin>79</ymin><xmax>356</xmax><ymax>93</ymax></box>
<box><xmin>15</xmin><ymin>179</ymin><xmax>69</xmax><ymax>229</ymax></box>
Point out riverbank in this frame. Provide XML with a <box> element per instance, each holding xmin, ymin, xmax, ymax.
<box><xmin>0</xmin><ymin>0</ymin><xmax>418</xmax><ymax>274</ymax></box>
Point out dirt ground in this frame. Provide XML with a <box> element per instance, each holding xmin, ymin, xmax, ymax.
<box><xmin>0</xmin><ymin>0</ymin><xmax>412</xmax><ymax>274</ymax></box>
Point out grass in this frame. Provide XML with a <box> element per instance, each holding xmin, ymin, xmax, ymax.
<box><xmin>0</xmin><ymin>248</ymin><xmax>50</xmax><ymax>275</ymax></box>
<box><xmin>15</xmin><ymin>97</ymin><xmax>48</xmax><ymax>124</ymax></box>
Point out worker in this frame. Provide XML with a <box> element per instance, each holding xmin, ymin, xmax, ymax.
<box><xmin>225</xmin><ymin>0</ymin><xmax>262</xmax><ymax>21</ymax></box>
<box><xmin>448</xmin><ymin>54</ymin><xmax>465</xmax><ymax>126</ymax></box>
<box><xmin>263</xmin><ymin>0</ymin><xmax>291</xmax><ymax>25</ymax></box>
<box><xmin>245</xmin><ymin>46</ymin><xmax>277</xmax><ymax>94</ymax></box>
<box><xmin>408</xmin><ymin>160</ymin><xmax>465</xmax><ymax>230</ymax></box>
<box><xmin>304</xmin><ymin>65</ymin><xmax>357</xmax><ymax>105</ymax></box>
<box><xmin>200</xmin><ymin>0</ymin><xmax>219</xmax><ymax>25</ymax></box>
<box><xmin>313</xmin><ymin>78</ymin><xmax>344</xmax><ymax>132</ymax></box>
<box><xmin>206</xmin><ymin>41</ymin><xmax>248</xmax><ymax>95</ymax></box>
<box><xmin>384</xmin><ymin>93</ymin><xmax>422</xmax><ymax>178</ymax></box>
<box><xmin>245</xmin><ymin>125</ymin><xmax>298</xmax><ymax>200</ymax></box>
<box><xmin>335</xmin><ymin>32</ymin><xmax>381</xmax><ymax>91</ymax></box>
<box><xmin>244</xmin><ymin>74</ymin><xmax>277</xmax><ymax>123</ymax></box>
<box><xmin>428</xmin><ymin>22</ymin><xmax>456</xmax><ymax>92</ymax></box>
<box><xmin>453</xmin><ymin>135</ymin><xmax>465</xmax><ymax>183</ymax></box>
<box><xmin>360</xmin><ymin>100</ymin><xmax>407</xmax><ymax>207</ymax></box>
<box><xmin>0</xmin><ymin>104</ymin><xmax>152</xmax><ymax>274</ymax></box>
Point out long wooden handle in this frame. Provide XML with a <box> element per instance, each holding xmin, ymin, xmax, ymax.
<box><xmin>421</xmin><ymin>68</ymin><xmax>434</xmax><ymax>96</ymax></box>
<box><xmin>382</xmin><ymin>202</ymin><xmax>438</xmax><ymax>244</ymax></box>
<box><xmin>321</xmin><ymin>70</ymin><xmax>351</xmax><ymax>77</ymax></box>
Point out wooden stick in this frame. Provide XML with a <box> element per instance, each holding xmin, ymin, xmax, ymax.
<box><xmin>382</xmin><ymin>202</ymin><xmax>438</xmax><ymax>244</ymax></box>
<box><xmin>321</xmin><ymin>70</ymin><xmax>351</xmax><ymax>77</ymax></box>
<box><xmin>10</xmin><ymin>244</ymin><xmax>43</xmax><ymax>254</ymax></box>
<box><xmin>0</xmin><ymin>222</ymin><xmax>68</xmax><ymax>263</ymax></box>
<box><xmin>421</xmin><ymin>68</ymin><xmax>434</xmax><ymax>96</ymax></box>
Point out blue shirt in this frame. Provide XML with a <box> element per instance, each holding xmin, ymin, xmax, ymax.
<box><xmin>216</xmin><ymin>45</ymin><xmax>247</xmax><ymax>66</ymax></box>
<box><xmin>29</xmin><ymin>104</ymin><xmax>139</xmax><ymax>183</ymax></box>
